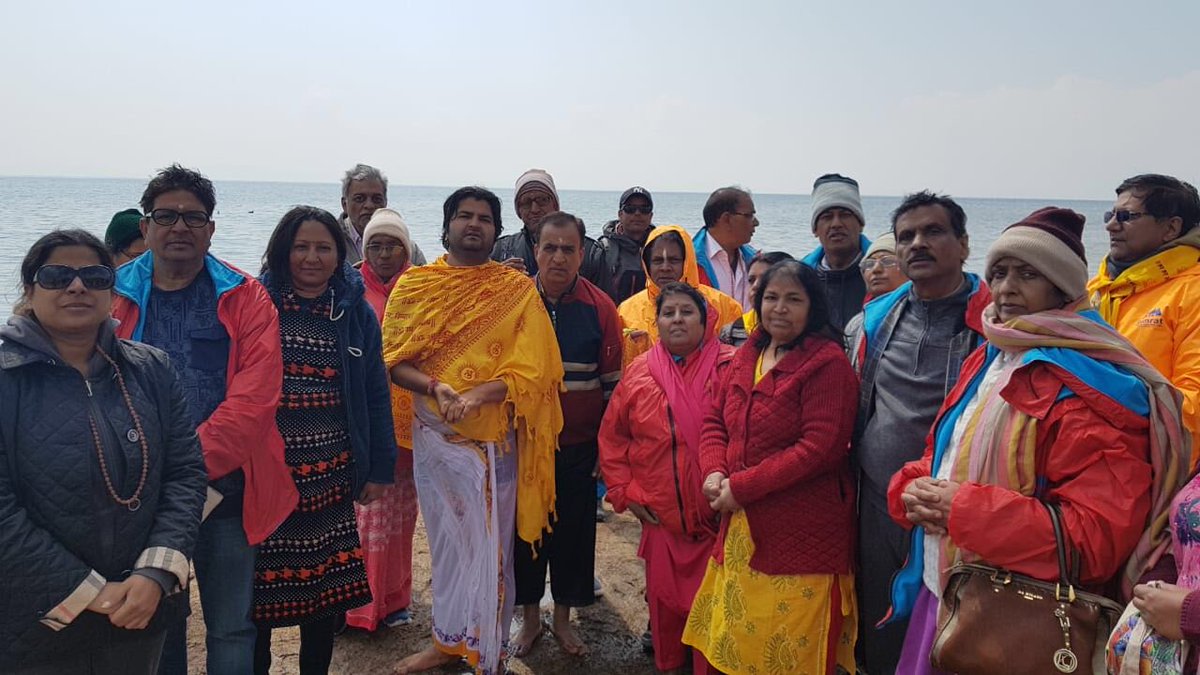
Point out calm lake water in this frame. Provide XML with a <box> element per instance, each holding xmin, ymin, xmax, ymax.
<box><xmin>0</xmin><ymin>176</ymin><xmax>1115</xmax><ymax>311</ymax></box>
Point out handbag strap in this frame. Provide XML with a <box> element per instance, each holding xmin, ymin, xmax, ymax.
<box><xmin>1043</xmin><ymin>501</ymin><xmax>1081</xmax><ymax>588</ymax></box>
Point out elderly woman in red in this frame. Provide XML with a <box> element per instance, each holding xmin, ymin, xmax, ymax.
<box><xmin>683</xmin><ymin>260</ymin><xmax>859</xmax><ymax>675</ymax></box>
<box><xmin>885</xmin><ymin>208</ymin><xmax>1189</xmax><ymax>674</ymax></box>
<box><xmin>600</xmin><ymin>282</ymin><xmax>733</xmax><ymax>674</ymax></box>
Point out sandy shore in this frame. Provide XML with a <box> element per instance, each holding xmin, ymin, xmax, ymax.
<box><xmin>187</xmin><ymin>504</ymin><xmax>661</xmax><ymax>674</ymax></box>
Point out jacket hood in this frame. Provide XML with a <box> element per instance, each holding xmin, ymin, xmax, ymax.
<box><xmin>642</xmin><ymin>224</ymin><xmax>701</xmax><ymax>301</ymax></box>
<box><xmin>0</xmin><ymin>315</ymin><xmax>119</xmax><ymax>371</ymax></box>
<box><xmin>259</xmin><ymin>260</ymin><xmax>365</xmax><ymax>313</ymax></box>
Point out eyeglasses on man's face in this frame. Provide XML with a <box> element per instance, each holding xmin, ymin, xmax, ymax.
<box><xmin>148</xmin><ymin>208</ymin><xmax>210</xmax><ymax>228</ymax></box>
<box><xmin>1104</xmin><ymin>210</ymin><xmax>1150</xmax><ymax>224</ymax></box>
<box><xmin>622</xmin><ymin>205</ymin><xmax>652</xmax><ymax>215</ymax></box>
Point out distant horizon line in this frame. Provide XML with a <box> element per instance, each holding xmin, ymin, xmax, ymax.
<box><xmin>0</xmin><ymin>173</ymin><xmax>1112</xmax><ymax>204</ymax></box>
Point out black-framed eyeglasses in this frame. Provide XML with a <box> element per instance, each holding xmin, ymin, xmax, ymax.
<box><xmin>622</xmin><ymin>205</ymin><xmax>652</xmax><ymax>215</ymax></box>
<box><xmin>860</xmin><ymin>256</ymin><xmax>899</xmax><ymax>272</ymax></box>
<box><xmin>365</xmin><ymin>243</ymin><xmax>406</xmax><ymax>256</ymax></box>
<box><xmin>1104</xmin><ymin>210</ymin><xmax>1149</xmax><ymax>224</ymax></box>
<box><xmin>33</xmin><ymin>264</ymin><xmax>115</xmax><ymax>290</ymax></box>
<box><xmin>148</xmin><ymin>208</ymin><xmax>210</xmax><ymax>228</ymax></box>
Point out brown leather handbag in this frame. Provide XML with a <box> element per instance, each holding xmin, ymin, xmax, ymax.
<box><xmin>930</xmin><ymin>502</ymin><xmax>1124</xmax><ymax>674</ymax></box>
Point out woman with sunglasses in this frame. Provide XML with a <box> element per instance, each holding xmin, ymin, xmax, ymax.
<box><xmin>252</xmin><ymin>207</ymin><xmax>396</xmax><ymax>675</ymax></box>
<box><xmin>0</xmin><ymin>229</ymin><xmax>207</xmax><ymax>674</ymax></box>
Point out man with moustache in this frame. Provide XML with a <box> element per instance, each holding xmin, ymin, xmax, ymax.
<box><xmin>692</xmin><ymin>186</ymin><xmax>758</xmax><ymax>307</ymax></box>
<box><xmin>802</xmin><ymin>173</ymin><xmax>873</xmax><ymax>331</ymax></box>
<box><xmin>490</xmin><ymin>168</ymin><xmax>611</xmax><ymax>294</ymax></box>
<box><xmin>1088</xmin><ymin>173</ymin><xmax>1200</xmax><ymax>465</ymax></box>
<box><xmin>111</xmin><ymin>164</ymin><xmax>298</xmax><ymax>675</ymax></box>
<box><xmin>598</xmin><ymin>186</ymin><xmax>656</xmax><ymax>304</ymax></box>
<box><xmin>337</xmin><ymin>163</ymin><xmax>427</xmax><ymax>266</ymax></box>
<box><xmin>845</xmin><ymin>191</ymin><xmax>989</xmax><ymax>674</ymax></box>
<box><xmin>511</xmin><ymin>212</ymin><xmax>622</xmax><ymax>658</ymax></box>
<box><xmin>384</xmin><ymin>187</ymin><xmax>564</xmax><ymax>675</ymax></box>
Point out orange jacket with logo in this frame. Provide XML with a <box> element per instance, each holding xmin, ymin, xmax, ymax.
<box><xmin>1088</xmin><ymin>228</ymin><xmax>1200</xmax><ymax>463</ymax></box>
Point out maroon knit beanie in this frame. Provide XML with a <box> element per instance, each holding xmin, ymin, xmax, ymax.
<box><xmin>1014</xmin><ymin>206</ymin><xmax>1087</xmax><ymax>263</ymax></box>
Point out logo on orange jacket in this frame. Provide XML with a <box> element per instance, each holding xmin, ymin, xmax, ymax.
<box><xmin>1137</xmin><ymin>307</ymin><xmax>1165</xmax><ymax>328</ymax></box>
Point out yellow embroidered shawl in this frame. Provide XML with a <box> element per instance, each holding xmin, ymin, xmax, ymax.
<box><xmin>381</xmin><ymin>256</ymin><xmax>564</xmax><ymax>545</ymax></box>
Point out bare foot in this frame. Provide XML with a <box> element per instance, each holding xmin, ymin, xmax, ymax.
<box><xmin>394</xmin><ymin>645</ymin><xmax>458</xmax><ymax>674</ymax></box>
<box><xmin>510</xmin><ymin>606</ymin><xmax>545</xmax><ymax>657</ymax></box>
<box><xmin>550</xmin><ymin>606</ymin><xmax>588</xmax><ymax>656</ymax></box>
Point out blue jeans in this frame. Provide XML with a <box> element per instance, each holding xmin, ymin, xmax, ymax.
<box><xmin>158</xmin><ymin>514</ymin><xmax>257</xmax><ymax>675</ymax></box>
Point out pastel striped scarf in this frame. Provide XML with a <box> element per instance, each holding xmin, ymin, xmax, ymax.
<box><xmin>942</xmin><ymin>299</ymin><xmax>1191</xmax><ymax>596</ymax></box>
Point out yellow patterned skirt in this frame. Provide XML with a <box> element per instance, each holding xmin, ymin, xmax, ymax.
<box><xmin>682</xmin><ymin>511</ymin><xmax>857</xmax><ymax>675</ymax></box>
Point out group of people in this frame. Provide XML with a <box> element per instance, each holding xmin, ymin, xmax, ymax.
<box><xmin>2</xmin><ymin>162</ymin><xmax>1199</xmax><ymax>675</ymax></box>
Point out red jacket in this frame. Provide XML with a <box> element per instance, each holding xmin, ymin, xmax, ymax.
<box><xmin>599</xmin><ymin>346</ymin><xmax>734</xmax><ymax>538</ymax></box>
<box><xmin>886</xmin><ymin>346</ymin><xmax>1154</xmax><ymax>585</ymax></box>
<box><xmin>112</xmin><ymin>255</ymin><xmax>298</xmax><ymax>546</ymax></box>
<box><xmin>699</xmin><ymin>333</ymin><xmax>858</xmax><ymax>575</ymax></box>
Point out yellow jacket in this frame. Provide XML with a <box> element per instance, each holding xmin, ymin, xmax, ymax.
<box><xmin>1088</xmin><ymin>228</ymin><xmax>1200</xmax><ymax>464</ymax></box>
<box><xmin>617</xmin><ymin>225</ymin><xmax>743</xmax><ymax>369</ymax></box>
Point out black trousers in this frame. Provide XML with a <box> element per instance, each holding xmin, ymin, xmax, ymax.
<box><xmin>13</xmin><ymin>630</ymin><xmax>166</xmax><ymax>675</ymax></box>
<box><xmin>253</xmin><ymin>614</ymin><xmax>338</xmax><ymax>675</ymax></box>
<box><xmin>514</xmin><ymin>441</ymin><xmax>598</xmax><ymax>608</ymax></box>
<box><xmin>856</xmin><ymin>489</ymin><xmax>913</xmax><ymax>675</ymax></box>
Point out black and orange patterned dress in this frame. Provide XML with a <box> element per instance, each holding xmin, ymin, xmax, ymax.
<box><xmin>253</xmin><ymin>286</ymin><xmax>371</xmax><ymax>627</ymax></box>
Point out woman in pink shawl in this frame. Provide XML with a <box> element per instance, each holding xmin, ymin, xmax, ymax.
<box><xmin>346</xmin><ymin>208</ymin><xmax>420</xmax><ymax>631</ymax></box>
<box><xmin>599</xmin><ymin>282</ymin><xmax>733</xmax><ymax>674</ymax></box>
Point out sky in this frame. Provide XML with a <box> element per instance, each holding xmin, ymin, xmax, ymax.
<box><xmin>1</xmin><ymin>1</ymin><xmax>1198</xmax><ymax>200</ymax></box>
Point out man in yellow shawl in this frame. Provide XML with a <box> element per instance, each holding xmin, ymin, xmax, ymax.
<box><xmin>383</xmin><ymin>186</ymin><xmax>564</xmax><ymax>675</ymax></box>
<box><xmin>618</xmin><ymin>224</ymin><xmax>743</xmax><ymax>369</ymax></box>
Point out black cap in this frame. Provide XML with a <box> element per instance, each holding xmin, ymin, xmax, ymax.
<box><xmin>619</xmin><ymin>186</ymin><xmax>653</xmax><ymax>209</ymax></box>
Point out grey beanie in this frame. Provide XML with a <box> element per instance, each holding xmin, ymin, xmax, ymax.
<box><xmin>810</xmin><ymin>173</ymin><xmax>864</xmax><ymax>232</ymax></box>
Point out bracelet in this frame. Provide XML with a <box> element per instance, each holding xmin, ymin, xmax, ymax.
<box><xmin>426</xmin><ymin>377</ymin><xmax>439</xmax><ymax>396</ymax></box>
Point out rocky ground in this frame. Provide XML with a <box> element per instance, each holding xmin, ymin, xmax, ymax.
<box><xmin>188</xmin><ymin>504</ymin><xmax>662</xmax><ymax>674</ymax></box>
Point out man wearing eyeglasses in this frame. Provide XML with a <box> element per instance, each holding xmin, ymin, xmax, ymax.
<box><xmin>1088</xmin><ymin>173</ymin><xmax>1200</xmax><ymax>465</ymax></box>
<box><xmin>801</xmin><ymin>173</ymin><xmax>873</xmax><ymax>332</ymax></box>
<box><xmin>110</xmin><ymin>164</ymin><xmax>298</xmax><ymax>675</ymax></box>
<box><xmin>337</xmin><ymin>163</ymin><xmax>426</xmax><ymax>267</ymax></box>
<box><xmin>598</xmin><ymin>186</ymin><xmax>656</xmax><ymax>304</ymax></box>
<box><xmin>693</xmin><ymin>186</ymin><xmax>758</xmax><ymax>307</ymax></box>
<box><xmin>489</xmin><ymin>168</ymin><xmax>612</xmax><ymax>295</ymax></box>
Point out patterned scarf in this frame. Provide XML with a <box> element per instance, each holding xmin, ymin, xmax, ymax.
<box><xmin>381</xmin><ymin>256</ymin><xmax>564</xmax><ymax>546</ymax></box>
<box><xmin>942</xmin><ymin>299</ymin><xmax>1190</xmax><ymax>596</ymax></box>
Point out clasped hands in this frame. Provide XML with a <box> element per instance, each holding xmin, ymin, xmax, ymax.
<box><xmin>431</xmin><ymin>382</ymin><xmax>484</xmax><ymax>424</ymax></box>
<box><xmin>703</xmin><ymin>472</ymin><xmax>741</xmax><ymax>513</ymax></box>
<box><xmin>85</xmin><ymin>575</ymin><xmax>163</xmax><ymax>630</ymax></box>
<box><xmin>900</xmin><ymin>476</ymin><xmax>961</xmax><ymax>535</ymax></box>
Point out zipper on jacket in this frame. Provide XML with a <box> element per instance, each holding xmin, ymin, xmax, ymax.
<box><xmin>666</xmin><ymin>406</ymin><xmax>690</xmax><ymax>536</ymax></box>
<box><xmin>80</xmin><ymin>371</ymin><xmax>124</xmax><ymax>571</ymax></box>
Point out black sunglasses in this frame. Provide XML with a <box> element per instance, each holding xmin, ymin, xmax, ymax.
<box><xmin>33</xmin><ymin>264</ymin><xmax>115</xmax><ymax>290</ymax></box>
<box><xmin>1103</xmin><ymin>210</ymin><xmax>1148</xmax><ymax>224</ymax></box>
<box><xmin>149</xmin><ymin>208</ymin><xmax>210</xmax><ymax>228</ymax></box>
<box><xmin>622</xmin><ymin>205</ymin><xmax>652</xmax><ymax>215</ymax></box>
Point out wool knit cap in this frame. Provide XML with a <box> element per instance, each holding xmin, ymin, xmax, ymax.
<box><xmin>984</xmin><ymin>206</ymin><xmax>1088</xmax><ymax>301</ymax></box>
<box><xmin>514</xmin><ymin>168</ymin><xmax>558</xmax><ymax>206</ymax></box>
<box><xmin>362</xmin><ymin>208</ymin><xmax>414</xmax><ymax>261</ymax></box>
<box><xmin>810</xmin><ymin>173</ymin><xmax>864</xmax><ymax>232</ymax></box>
<box><xmin>864</xmin><ymin>232</ymin><xmax>896</xmax><ymax>259</ymax></box>
<box><xmin>105</xmin><ymin>208</ymin><xmax>143</xmax><ymax>252</ymax></box>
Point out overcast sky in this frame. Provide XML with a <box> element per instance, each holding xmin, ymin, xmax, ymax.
<box><xmin>2</xmin><ymin>0</ymin><xmax>1197</xmax><ymax>199</ymax></box>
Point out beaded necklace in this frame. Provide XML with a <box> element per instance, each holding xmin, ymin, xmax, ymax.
<box><xmin>84</xmin><ymin>345</ymin><xmax>149</xmax><ymax>512</ymax></box>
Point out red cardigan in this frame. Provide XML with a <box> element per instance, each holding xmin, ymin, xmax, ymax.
<box><xmin>699</xmin><ymin>332</ymin><xmax>859</xmax><ymax>575</ymax></box>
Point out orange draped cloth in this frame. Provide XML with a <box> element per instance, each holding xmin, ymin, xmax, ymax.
<box><xmin>380</xmin><ymin>256</ymin><xmax>564</xmax><ymax>545</ymax></box>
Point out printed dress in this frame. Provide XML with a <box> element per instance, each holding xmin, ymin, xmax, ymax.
<box><xmin>253</xmin><ymin>287</ymin><xmax>371</xmax><ymax>627</ymax></box>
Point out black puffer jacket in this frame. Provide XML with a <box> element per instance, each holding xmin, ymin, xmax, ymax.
<box><xmin>0</xmin><ymin>317</ymin><xmax>207</xmax><ymax>670</ymax></box>
<box><xmin>597</xmin><ymin>220</ymin><xmax>653</xmax><ymax>305</ymax></box>
<box><xmin>490</xmin><ymin>227</ymin><xmax>613</xmax><ymax>297</ymax></box>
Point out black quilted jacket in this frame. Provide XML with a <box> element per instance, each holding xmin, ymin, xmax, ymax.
<box><xmin>0</xmin><ymin>317</ymin><xmax>207</xmax><ymax>669</ymax></box>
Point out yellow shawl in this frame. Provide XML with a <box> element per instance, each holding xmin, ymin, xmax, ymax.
<box><xmin>381</xmin><ymin>256</ymin><xmax>564</xmax><ymax>545</ymax></box>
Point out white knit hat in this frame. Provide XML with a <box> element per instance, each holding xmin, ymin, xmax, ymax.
<box><xmin>810</xmin><ymin>173</ymin><xmax>864</xmax><ymax>232</ymax></box>
<box><xmin>362</xmin><ymin>208</ymin><xmax>414</xmax><ymax>261</ymax></box>
<box><xmin>514</xmin><ymin>168</ymin><xmax>559</xmax><ymax>204</ymax></box>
